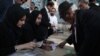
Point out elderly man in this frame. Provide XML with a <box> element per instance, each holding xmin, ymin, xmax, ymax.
<box><xmin>58</xmin><ymin>0</ymin><xmax>89</xmax><ymax>55</ymax></box>
<box><xmin>58</xmin><ymin>0</ymin><xmax>100</xmax><ymax>56</ymax></box>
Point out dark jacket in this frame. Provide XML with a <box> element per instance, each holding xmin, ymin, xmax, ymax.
<box><xmin>0</xmin><ymin>23</ymin><xmax>24</xmax><ymax>56</ymax></box>
<box><xmin>78</xmin><ymin>7</ymin><xmax>100</xmax><ymax>56</ymax></box>
<box><xmin>66</xmin><ymin>9</ymin><xmax>88</xmax><ymax>53</ymax></box>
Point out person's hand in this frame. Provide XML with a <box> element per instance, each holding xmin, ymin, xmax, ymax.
<box><xmin>15</xmin><ymin>42</ymin><xmax>36</xmax><ymax>50</ymax></box>
<box><xmin>23</xmin><ymin>42</ymin><xmax>36</xmax><ymax>49</ymax></box>
<box><xmin>58</xmin><ymin>41</ymin><xmax>67</xmax><ymax>48</ymax></box>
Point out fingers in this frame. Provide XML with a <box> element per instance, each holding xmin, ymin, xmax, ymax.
<box><xmin>26</xmin><ymin>42</ymin><xmax>37</xmax><ymax>49</ymax></box>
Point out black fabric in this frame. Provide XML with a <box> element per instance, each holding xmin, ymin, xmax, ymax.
<box><xmin>66</xmin><ymin>9</ymin><xmax>88</xmax><ymax>53</ymax></box>
<box><xmin>5</xmin><ymin>4</ymin><xmax>26</xmax><ymax>27</ymax></box>
<box><xmin>40</xmin><ymin>8</ymin><xmax>51</xmax><ymax>27</ymax></box>
<box><xmin>29</xmin><ymin>10</ymin><xmax>41</xmax><ymax>25</ymax></box>
<box><xmin>0</xmin><ymin>4</ymin><xmax>26</xmax><ymax>56</ymax></box>
<box><xmin>78</xmin><ymin>7</ymin><xmax>100</xmax><ymax>56</ymax></box>
<box><xmin>21</xmin><ymin>23</ymin><xmax>34</xmax><ymax>43</ymax></box>
<box><xmin>40</xmin><ymin>8</ymin><xmax>51</xmax><ymax>39</ymax></box>
<box><xmin>28</xmin><ymin>10</ymin><xmax>46</xmax><ymax>42</ymax></box>
<box><xmin>89</xmin><ymin>3</ymin><xmax>99</xmax><ymax>9</ymax></box>
<box><xmin>24</xmin><ymin>9</ymin><xmax>31</xmax><ymax>22</ymax></box>
<box><xmin>0</xmin><ymin>0</ymin><xmax>13</xmax><ymax>22</ymax></box>
<box><xmin>47</xmin><ymin>28</ymin><xmax>54</xmax><ymax>37</ymax></box>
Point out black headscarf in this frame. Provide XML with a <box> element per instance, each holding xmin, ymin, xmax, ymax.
<box><xmin>29</xmin><ymin>10</ymin><xmax>41</xmax><ymax>28</ymax></box>
<box><xmin>2</xmin><ymin>4</ymin><xmax>26</xmax><ymax>44</ymax></box>
<box><xmin>4</xmin><ymin>4</ymin><xmax>26</xmax><ymax>28</ymax></box>
<box><xmin>28</xmin><ymin>10</ymin><xmax>46</xmax><ymax>42</ymax></box>
<box><xmin>0</xmin><ymin>4</ymin><xmax>26</xmax><ymax>56</ymax></box>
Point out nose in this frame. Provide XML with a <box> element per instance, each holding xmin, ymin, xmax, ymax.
<box><xmin>22</xmin><ymin>21</ymin><xmax>25</xmax><ymax>25</ymax></box>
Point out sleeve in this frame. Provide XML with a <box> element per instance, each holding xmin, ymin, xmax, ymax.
<box><xmin>34</xmin><ymin>26</ymin><xmax>48</xmax><ymax>42</ymax></box>
<box><xmin>0</xmin><ymin>25</ymin><xmax>16</xmax><ymax>55</ymax></box>
<box><xmin>66</xmin><ymin>33</ymin><xmax>75</xmax><ymax>45</ymax></box>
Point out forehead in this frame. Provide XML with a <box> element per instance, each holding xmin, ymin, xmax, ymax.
<box><xmin>20</xmin><ymin>15</ymin><xmax>26</xmax><ymax>19</ymax></box>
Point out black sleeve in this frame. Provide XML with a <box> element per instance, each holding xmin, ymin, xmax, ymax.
<box><xmin>34</xmin><ymin>26</ymin><xmax>48</xmax><ymax>42</ymax></box>
<box><xmin>66</xmin><ymin>33</ymin><xmax>75</xmax><ymax>45</ymax></box>
<box><xmin>20</xmin><ymin>24</ymin><xmax>35</xmax><ymax>44</ymax></box>
<box><xmin>0</xmin><ymin>25</ymin><xmax>16</xmax><ymax>56</ymax></box>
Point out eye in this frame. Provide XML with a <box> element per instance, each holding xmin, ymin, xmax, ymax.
<box><xmin>20</xmin><ymin>19</ymin><xmax>23</xmax><ymax>21</ymax></box>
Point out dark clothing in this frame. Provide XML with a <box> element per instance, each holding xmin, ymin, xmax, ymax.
<box><xmin>33</xmin><ymin>25</ymin><xmax>48</xmax><ymax>42</ymax></box>
<box><xmin>28</xmin><ymin>10</ymin><xmax>47</xmax><ymax>42</ymax></box>
<box><xmin>25</xmin><ymin>9</ymin><xmax>32</xmax><ymax>22</ymax></box>
<box><xmin>25</xmin><ymin>9</ymin><xmax>30</xmax><ymax>15</ymax></box>
<box><xmin>0</xmin><ymin>24</ymin><xmax>14</xmax><ymax>56</ymax></box>
<box><xmin>89</xmin><ymin>3</ymin><xmax>97</xmax><ymax>8</ymax></box>
<box><xmin>25</xmin><ymin>9</ymin><xmax>30</xmax><ymax>20</ymax></box>
<box><xmin>48</xmin><ymin>28</ymin><xmax>54</xmax><ymax>37</ymax></box>
<box><xmin>40</xmin><ymin>8</ymin><xmax>51</xmax><ymax>27</ymax></box>
<box><xmin>22</xmin><ymin>10</ymin><xmax>47</xmax><ymax>42</ymax></box>
<box><xmin>0</xmin><ymin>0</ymin><xmax>13</xmax><ymax>22</ymax></box>
<box><xmin>40</xmin><ymin>8</ymin><xmax>51</xmax><ymax>39</ymax></box>
<box><xmin>0</xmin><ymin>23</ymin><xmax>22</xmax><ymax>56</ymax></box>
<box><xmin>78</xmin><ymin>7</ymin><xmax>100</xmax><ymax>56</ymax></box>
<box><xmin>66</xmin><ymin>9</ymin><xmax>88</xmax><ymax>53</ymax></box>
<box><xmin>0</xmin><ymin>3</ymin><xmax>26</xmax><ymax>56</ymax></box>
<box><xmin>21</xmin><ymin>23</ymin><xmax>35</xmax><ymax>43</ymax></box>
<box><xmin>5</xmin><ymin>4</ymin><xmax>25</xmax><ymax>26</ymax></box>
<box><xmin>24</xmin><ymin>10</ymin><xmax>47</xmax><ymax>42</ymax></box>
<box><xmin>75</xmin><ymin>10</ymin><xmax>87</xmax><ymax>52</ymax></box>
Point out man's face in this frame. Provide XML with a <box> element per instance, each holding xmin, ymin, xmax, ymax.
<box><xmin>65</xmin><ymin>8</ymin><xmax>74</xmax><ymax>24</ymax></box>
<box><xmin>50</xmin><ymin>8</ymin><xmax>56</xmax><ymax>16</ymax></box>
<box><xmin>79</xmin><ymin>2</ymin><xmax>88</xmax><ymax>9</ymax></box>
<box><xmin>30</xmin><ymin>3</ymin><xmax>35</xmax><ymax>10</ymax></box>
<box><xmin>48</xmin><ymin>5</ymin><xmax>54</xmax><ymax>12</ymax></box>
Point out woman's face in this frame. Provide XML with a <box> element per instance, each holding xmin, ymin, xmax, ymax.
<box><xmin>17</xmin><ymin>15</ymin><xmax>26</xmax><ymax>28</ymax></box>
<box><xmin>35</xmin><ymin>14</ymin><xmax>42</xmax><ymax>25</ymax></box>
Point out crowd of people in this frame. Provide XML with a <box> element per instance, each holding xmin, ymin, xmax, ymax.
<box><xmin>0</xmin><ymin>0</ymin><xmax>100</xmax><ymax>56</ymax></box>
<box><xmin>0</xmin><ymin>0</ymin><xmax>58</xmax><ymax>56</ymax></box>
